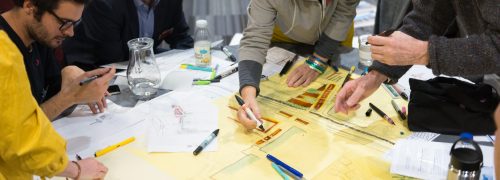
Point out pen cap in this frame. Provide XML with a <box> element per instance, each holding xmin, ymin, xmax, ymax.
<box><xmin>234</xmin><ymin>95</ymin><xmax>245</xmax><ymax>106</ymax></box>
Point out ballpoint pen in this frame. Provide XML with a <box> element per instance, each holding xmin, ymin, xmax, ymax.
<box><xmin>366</xmin><ymin>28</ymin><xmax>397</xmax><ymax>45</ymax></box>
<box><xmin>369</xmin><ymin>103</ymin><xmax>395</xmax><ymax>125</ymax></box>
<box><xmin>79</xmin><ymin>67</ymin><xmax>112</xmax><ymax>86</ymax></box>
<box><xmin>341</xmin><ymin>66</ymin><xmax>355</xmax><ymax>87</ymax></box>
<box><xmin>266</xmin><ymin>154</ymin><xmax>304</xmax><ymax>179</ymax></box>
<box><xmin>193</xmin><ymin>129</ymin><xmax>219</xmax><ymax>156</ymax></box>
<box><xmin>279</xmin><ymin>54</ymin><xmax>299</xmax><ymax>76</ymax></box>
<box><xmin>94</xmin><ymin>137</ymin><xmax>135</xmax><ymax>157</ymax></box>
<box><xmin>79</xmin><ymin>75</ymin><xmax>102</xmax><ymax>86</ymax></box>
<box><xmin>221</xmin><ymin>46</ymin><xmax>237</xmax><ymax>62</ymax></box>
<box><xmin>391</xmin><ymin>100</ymin><xmax>406</xmax><ymax>120</ymax></box>
<box><xmin>76</xmin><ymin>154</ymin><xmax>82</xmax><ymax>160</ymax></box>
<box><xmin>234</xmin><ymin>95</ymin><xmax>265</xmax><ymax>131</ymax></box>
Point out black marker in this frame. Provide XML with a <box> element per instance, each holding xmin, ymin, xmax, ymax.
<box><xmin>221</xmin><ymin>46</ymin><xmax>237</xmax><ymax>62</ymax></box>
<box><xmin>279</xmin><ymin>54</ymin><xmax>299</xmax><ymax>76</ymax></box>
<box><xmin>235</xmin><ymin>95</ymin><xmax>265</xmax><ymax>131</ymax></box>
<box><xmin>214</xmin><ymin>66</ymin><xmax>238</xmax><ymax>80</ymax></box>
<box><xmin>193</xmin><ymin>129</ymin><xmax>219</xmax><ymax>156</ymax></box>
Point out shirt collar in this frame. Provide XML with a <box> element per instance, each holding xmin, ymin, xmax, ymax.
<box><xmin>133</xmin><ymin>0</ymin><xmax>160</xmax><ymax>10</ymax></box>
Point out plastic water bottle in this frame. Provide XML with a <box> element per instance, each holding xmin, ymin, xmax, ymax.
<box><xmin>194</xmin><ymin>19</ymin><xmax>211</xmax><ymax>67</ymax></box>
<box><xmin>447</xmin><ymin>133</ymin><xmax>483</xmax><ymax>180</ymax></box>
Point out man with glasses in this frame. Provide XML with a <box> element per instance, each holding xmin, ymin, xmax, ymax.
<box><xmin>0</xmin><ymin>0</ymin><xmax>116</xmax><ymax>120</ymax></box>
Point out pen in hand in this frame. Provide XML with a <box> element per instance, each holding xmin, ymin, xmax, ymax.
<box><xmin>234</xmin><ymin>95</ymin><xmax>265</xmax><ymax>131</ymax></box>
<box><xmin>79</xmin><ymin>68</ymin><xmax>112</xmax><ymax>86</ymax></box>
<box><xmin>366</xmin><ymin>28</ymin><xmax>397</xmax><ymax>45</ymax></box>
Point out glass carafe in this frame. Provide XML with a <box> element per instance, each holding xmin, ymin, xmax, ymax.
<box><xmin>127</xmin><ymin>37</ymin><xmax>161</xmax><ymax>100</ymax></box>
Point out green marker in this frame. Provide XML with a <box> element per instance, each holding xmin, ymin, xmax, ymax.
<box><xmin>193</xmin><ymin>80</ymin><xmax>211</xmax><ymax>85</ymax></box>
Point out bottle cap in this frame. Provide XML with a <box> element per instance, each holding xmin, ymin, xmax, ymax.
<box><xmin>196</xmin><ymin>20</ymin><xmax>208</xmax><ymax>28</ymax></box>
<box><xmin>449</xmin><ymin>133</ymin><xmax>483</xmax><ymax>171</ymax></box>
<box><xmin>459</xmin><ymin>132</ymin><xmax>473</xmax><ymax>140</ymax></box>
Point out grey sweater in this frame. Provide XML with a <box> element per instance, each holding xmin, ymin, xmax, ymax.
<box><xmin>370</xmin><ymin>0</ymin><xmax>500</xmax><ymax>82</ymax></box>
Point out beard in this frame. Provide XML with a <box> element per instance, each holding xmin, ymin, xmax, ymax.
<box><xmin>27</xmin><ymin>20</ymin><xmax>64</xmax><ymax>49</ymax></box>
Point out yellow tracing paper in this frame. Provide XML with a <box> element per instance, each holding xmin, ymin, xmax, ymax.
<box><xmin>89</xmin><ymin>58</ymin><xmax>412</xmax><ymax>179</ymax></box>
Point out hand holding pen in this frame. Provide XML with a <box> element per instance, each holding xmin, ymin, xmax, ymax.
<box><xmin>235</xmin><ymin>90</ymin><xmax>265</xmax><ymax>131</ymax></box>
<box><xmin>368</xmin><ymin>29</ymin><xmax>430</xmax><ymax>66</ymax></box>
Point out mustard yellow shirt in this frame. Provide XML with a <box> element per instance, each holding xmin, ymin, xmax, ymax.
<box><xmin>0</xmin><ymin>31</ymin><xmax>68</xmax><ymax>179</ymax></box>
<box><xmin>271</xmin><ymin>24</ymin><xmax>355</xmax><ymax>47</ymax></box>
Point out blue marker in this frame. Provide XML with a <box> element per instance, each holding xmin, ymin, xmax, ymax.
<box><xmin>266</xmin><ymin>154</ymin><xmax>303</xmax><ymax>178</ymax></box>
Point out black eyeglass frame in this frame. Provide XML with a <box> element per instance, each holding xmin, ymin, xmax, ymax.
<box><xmin>47</xmin><ymin>10</ymin><xmax>81</xmax><ymax>31</ymax></box>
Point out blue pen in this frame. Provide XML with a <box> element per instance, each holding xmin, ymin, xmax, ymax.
<box><xmin>271</xmin><ymin>162</ymin><xmax>290</xmax><ymax>180</ymax></box>
<box><xmin>266</xmin><ymin>154</ymin><xmax>303</xmax><ymax>178</ymax></box>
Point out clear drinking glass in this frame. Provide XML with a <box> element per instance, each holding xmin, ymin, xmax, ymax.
<box><xmin>358</xmin><ymin>35</ymin><xmax>373</xmax><ymax>66</ymax></box>
<box><xmin>127</xmin><ymin>37</ymin><xmax>161</xmax><ymax>100</ymax></box>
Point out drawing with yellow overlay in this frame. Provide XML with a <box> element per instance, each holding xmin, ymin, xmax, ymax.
<box><xmin>89</xmin><ymin>57</ymin><xmax>412</xmax><ymax>179</ymax></box>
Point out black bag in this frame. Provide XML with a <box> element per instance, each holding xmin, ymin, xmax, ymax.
<box><xmin>408</xmin><ymin>77</ymin><xmax>498</xmax><ymax>135</ymax></box>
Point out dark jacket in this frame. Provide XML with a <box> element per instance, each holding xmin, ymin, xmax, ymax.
<box><xmin>63</xmin><ymin>0</ymin><xmax>194</xmax><ymax>70</ymax></box>
<box><xmin>371</xmin><ymin>0</ymin><xmax>500</xmax><ymax>82</ymax></box>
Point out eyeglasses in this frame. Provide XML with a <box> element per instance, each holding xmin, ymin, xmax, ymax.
<box><xmin>47</xmin><ymin>10</ymin><xmax>81</xmax><ymax>31</ymax></box>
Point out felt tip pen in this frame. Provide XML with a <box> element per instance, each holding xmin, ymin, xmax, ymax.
<box><xmin>94</xmin><ymin>137</ymin><xmax>135</xmax><ymax>157</ymax></box>
<box><xmin>180</xmin><ymin>64</ymin><xmax>213</xmax><ymax>72</ymax></box>
<box><xmin>341</xmin><ymin>66</ymin><xmax>356</xmax><ymax>87</ymax></box>
<box><xmin>234</xmin><ymin>95</ymin><xmax>265</xmax><ymax>131</ymax></box>
<box><xmin>271</xmin><ymin>162</ymin><xmax>290</xmax><ymax>180</ymax></box>
<box><xmin>221</xmin><ymin>46</ymin><xmax>237</xmax><ymax>62</ymax></box>
<box><xmin>192</xmin><ymin>79</ymin><xmax>220</xmax><ymax>85</ymax></box>
<box><xmin>210</xmin><ymin>64</ymin><xmax>219</xmax><ymax>80</ymax></box>
<box><xmin>193</xmin><ymin>129</ymin><xmax>219</xmax><ymax>156</ymax></box>
<box><xmin>369</xmin><ymin>103</ymin><xmax>395</xmax><ymax>125</ymax></box>
<box><xmin>392</xmin><ymin>84</ymin><xmax>409</xmax><ymax>101</ymax></box>
<box><xmin>391</xmin><ymin>100</ymin><xmax>406</xmax><ymax>120</ymax></box>
<box><xmin>279</xmin><ymin>54</ymin><xmax>299</xmax><ymax>76</ymax></box>
<box><xmin>76</xmin><ymin>154</ymin><xmax>82</xmax><ymax>160</ymax></box>
<box><xmin>214</xmin><ymin>66</ymin><xmax>238</xmax><ymax>80</ymax></box>
<box><xmin>266</xmin><ymin>154</ymin><xmax>303</xmax><ymax>178</ymax></box>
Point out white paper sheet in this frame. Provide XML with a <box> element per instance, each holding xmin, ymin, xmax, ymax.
<box><xmin>390</xmin><ymin>139</ymin><xmax>494</xmax><ymax>179</ymax></box>
<box><xmin>53</xmin><ymin>101</ymin><xmax>139</xmax><ymax>156</ymax></box>
<box><xmin>128</xmin><ymin>91</ymin><xmax>218</xmax><ymax>152</ymax></box>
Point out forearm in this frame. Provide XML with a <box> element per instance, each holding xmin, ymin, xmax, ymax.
<box><xmin>57</xmin><ymin>161</ymin><xmax>79</xmax><ymax>179</ymax></box>
<box><xmin>239</xmin><ymin>60</ymin><xmax>263</xmax><ymax>96</ymax></box>
<box><xmin>369</xmin><ymin>61</ymin><xmax>412</xmax><ymax>83</ymax></box>
<box><xmin>427</xmin><ymin>33</ymin><xmax>500</xmax><ymax>76</ymax></box>
<box><xmin>314</xmin><ymin>33</ymin><xmax>341</xmax><ymax>61</ymax></box>
<box><xmin>41</xmin><ymin>93</ymin><xmax>75</xmax><ymax>120</ymax></box>
<box><xmin>398</xmin><ymin>0</ymin><xmax>454</xmax><ymax>40</ymax></box>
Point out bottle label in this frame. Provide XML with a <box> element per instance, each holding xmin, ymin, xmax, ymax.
<box><xmin>195</xmin><ymin>46</ymin><xmax>211</xmax><ymax>66</ymax></box>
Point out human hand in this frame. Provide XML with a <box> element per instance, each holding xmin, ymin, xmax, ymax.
<box><xmin>77</xmin><ymin>158</ymin><xmax>108</xmax><ymax>179</ymax></box>
<box><xmin>87</xmin><ymin>92</ymin><xmax>109</xmax><ymax>114</ymax></box>
<box><xmin>334</xmin><ymin>70</ymin><xmax>387</xmax><ymax>114</ymax></box>
<box><xmin>59</xmin><ymin>66</ymin><xmax>116</xmax><ymax>105</ymax></box>
<box><xmin>286</xmin><ymin>63</ymin><xmax>320</xmax><ymax>87</ymax></box>
<box><xmin>368</xmin><ymin>31</ymin><xmax>429</xmax><ymax>66</ymax></box>
<box><xmin>237</xmin><ymin>86</ymin><xmax>262</xmax><ymax>130</ymax></box>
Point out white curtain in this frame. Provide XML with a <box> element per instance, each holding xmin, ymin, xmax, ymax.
<box><xmin>183</xmin><ymin>0</ymin><xmax>251</xmax><ymax>43</ymax></box>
